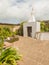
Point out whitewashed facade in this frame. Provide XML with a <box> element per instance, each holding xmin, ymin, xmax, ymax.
<box><xmin>23</xmin><ymin>8</ymin><xmax>40</xmax><ymax>38</ymax></box>
<box><xmin>23</xmin><ymin>22</ymin><xmax>40</xmax><ymax>38</ymax></box>
<box><xmin>23</xmin><ymin>7</ymin><xmax>49</xmax><ymax>40</ymax></box>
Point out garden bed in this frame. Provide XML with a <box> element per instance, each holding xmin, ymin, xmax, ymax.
<box><xmin>6</xmin><ymin>36</ymin><xmax>19</xmax><ymax>43</ymax></box>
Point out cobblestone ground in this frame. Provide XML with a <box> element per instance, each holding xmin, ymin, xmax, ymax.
<box><xmin>5</xmin><ymin>36</ymin><xmax>49</xmax><ymax>65</ymax></box>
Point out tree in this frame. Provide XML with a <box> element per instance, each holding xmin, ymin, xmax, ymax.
<box><xmin>40</xmin><ymin>21</ymin><xmax>49</xmax><ymax>32</ymax></box>
<box><xmin>18</xmin><ymin>21</ymin><xmax>26</xmax><ymax>36</ymax></box>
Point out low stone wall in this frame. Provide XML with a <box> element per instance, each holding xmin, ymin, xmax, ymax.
<box><xmin>36</xmin><ymin>32</ymin><xmax>49</xmax><ymax>40</ymax></box>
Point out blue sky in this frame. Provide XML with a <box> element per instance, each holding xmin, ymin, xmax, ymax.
<box><xmin>0</xmin><ymin>0</ymin><xmax>49</xmax><ymax>24</ymax></box>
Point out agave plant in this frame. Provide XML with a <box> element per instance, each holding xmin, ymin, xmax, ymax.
<box><xmin>0</xmin><ymin>47</ymin><xmax>21</xmax><ymax>65</ymax></box>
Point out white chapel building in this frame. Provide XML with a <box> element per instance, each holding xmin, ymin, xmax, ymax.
<box><xmin>23</xmin><ymin>8</ymin><xmax>40</xmax><ymax>38</ymax></box>
<box><xmin>23</xmin><ymin>8</ymin><xmax>49</xmax><ymax>40</ymax></box>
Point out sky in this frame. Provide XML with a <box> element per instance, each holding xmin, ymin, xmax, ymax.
<box><xmin>0</xmin><ymin>0</ymin><xmax>49</xmax><ymax>24</ymax></box>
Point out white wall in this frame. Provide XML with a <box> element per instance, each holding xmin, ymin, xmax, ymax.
<box><xmin>23</xmin><ymin>22</ymin><xmax>40</xmax><ymax>38</ymax></box>
<box><xmin>36</xmin><ymin>32</ymin><xmax>49</xmax><ymax>40</ymax></box>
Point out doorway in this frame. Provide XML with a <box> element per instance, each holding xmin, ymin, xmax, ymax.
<box><xmin>27</xmin><ymin>27</ymin><xmax>32</xmax><ymax>37</ymax></box>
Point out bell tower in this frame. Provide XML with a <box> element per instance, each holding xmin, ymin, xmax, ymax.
<box><xmin>28</xmin><ymin>7</ymin><xmax>36</xmax><ymax>22</ymax></box>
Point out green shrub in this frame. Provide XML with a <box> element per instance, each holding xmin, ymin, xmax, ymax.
<box><xmin>0</xmin><ymin>27</ymin><xmax>13</xmax><ymax>39</ymax></box>
<box><xmin>40</xmin><ymin>21</ymin><xmax>49</xmax><ymax>32</ymax></box>
<box><xmin>14</xmin><ymin>30</ymin><xmax>19</xmax><ymax>35</ymax></box>
<box><xmin>0</xmin><ymin>37</ymin><xmax>4</xmax><ymax>53</ymax></box>
<box><xmin>0</xmin><ymin>26</ymin><xmax>21</xmax><ymax>65</ymax></box>
<box><xmin>0</xmin><ymin>47</ymin><xmax>21</xmax><ymax>65</ymax></box>
<box><xmin>18</xmin><ymin>22</ymin><xmax>24</xmax><ymax>36</ymax></box>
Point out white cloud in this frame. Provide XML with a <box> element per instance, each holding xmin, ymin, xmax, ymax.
<box><xmin>0</xmin><ymin>0</ymin><xmax>49</xmax><ymax>23</ymax></box>
<box><xmin>33</xmin><ymin>0</ymin><xmax>49</xmax><ymax>20</ymax></box>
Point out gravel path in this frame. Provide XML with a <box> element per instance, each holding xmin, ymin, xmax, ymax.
<box><xmin>5</xmin><ymin>36</ymin><xmax>49</xmax><ymax>65</ymax></box>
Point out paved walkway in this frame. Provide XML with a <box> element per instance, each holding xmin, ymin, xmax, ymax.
<box><xmin>5</xmin><ymin>36</ymin><xmax>49</xmax><ymax>65</ymax></box>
